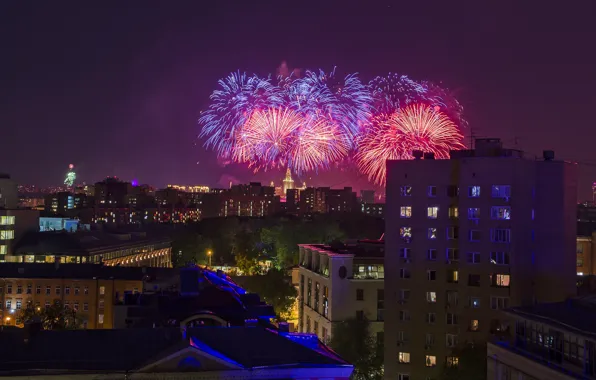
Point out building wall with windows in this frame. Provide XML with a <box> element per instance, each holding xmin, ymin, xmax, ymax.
<box><xmin>0</xmin><ymin>209</ymin><xmax>39</xmax><ymax>262</ymax></box>
<box><xmin>384</xmin><ymin>139</ymin><xmax>578</xmax><ymax>380</ymax></box>
<box><xmin>297</xmin><ymin>244</ymin><xmax>384</xmax><ymax>345</ymax></box>
<box><xmin>576</xmin><ymin>234</ymin><xmax>596</xmax><ymax>276</ymax></box>
<box><xmin>0</xmin><ymin>275</ymin><xmax>142</xmax><ymax>329</ymax></box>
<box><xmin>487</xmin><ymin>300</ymin><xmax>596</xmax><ymax>380</ymax></box>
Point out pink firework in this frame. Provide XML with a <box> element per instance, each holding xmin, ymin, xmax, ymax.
<box><xmin>234</xmin><ymin>108</ymin><xmax>349</xmax><ymax>173</ymax></box>
<box><xmin>356</xmin><ymin>104</ymin><xmax>465</xmax><ymax>186</ymax></box>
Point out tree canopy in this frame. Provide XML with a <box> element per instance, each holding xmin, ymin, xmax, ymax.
<box><xmin>19</xmin><ymin>300</ymin><xmax>83</xmax><ymax>330</ymax></box>
<box><xmin>329</xmin><ymin>318</ymin><xmax>383</xmax><ymax>380</ymax></box>
<box><xmin>240</xmin><ymin>268</ymin><xmax>298</xmax><ymax>320</ymax></box>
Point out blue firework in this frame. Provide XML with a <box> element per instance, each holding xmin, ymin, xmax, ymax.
<box><xmin>198</xmin><ymin>71</ymin><xmax>283</xmax><ymax>157</ymax></box>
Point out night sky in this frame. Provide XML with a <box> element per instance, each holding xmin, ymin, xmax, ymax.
<box><xmin>2</xmin><ymin>1</ymin><xmax>596</xmax><ymax>200</ymax></box>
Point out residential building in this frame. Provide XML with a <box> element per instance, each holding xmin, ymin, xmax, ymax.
<box><xmin>297</xmin><ymin>240</ymin><xmax>385</xmax><ymax>344</ymax></box>
<box><xmin>362</xmin><ymin>202</ymin><xmax>385</xmax><ymax>217</ymax></box>
<box><xmin>11</xmin><ymin>230</ymin><xmax>172</xmax><ymax>267</ymax></box>
<box><xmin>327</xmin><ymin>187</ymin><xmax>358</xmax><ymax>213</ymax></box>
<box><xmin>577</xmin><ymin>229</ymin><xmax>596</xmax><ymax>276</ymax></box>
<box><xmin>0</xmin><ymin>173</ymin><xmax>18</xmax><ymax>209</ymax></box>
<box><xmin>0</xmin><ymin>326</ymin><xmax>354</xmax><ymax>379</ymax></box>
<box><xmin>361</xmin><ymin>190</ymin><xmax>376</xmax><ymax>204</ymax></box>
<box><xmin>300</xmin><ymin>187</ymin><xmax>328</xmax><ymax>214</ymax></box>
<box><xmin>487</xmin><ymin>297</ymin><xmax>596</xmax><ymax>380</ymax></box>
<box><xmin>385</xmin><ymin>139</ymin><xmax>578</xmax><ymax>379</ymax></box>
<box><xmin>94</xmin><ymin>177</ymin><xmax>133</xmax><ymax>207</ymax></box>
<box><xmin>0</xmin><ymin>209</ymin><xmax>39</xmax><ymax>262</ymax></box>
<box><xmin>0</xmin><ymin>263</ymin><xmax>170</xmax><ymax>329</ymax></box>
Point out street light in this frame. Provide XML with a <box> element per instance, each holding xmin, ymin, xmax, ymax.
<box><xmin>207</xmin><ymin>250</ymin><xmax>212</xmax><ymax>267</ymax></box>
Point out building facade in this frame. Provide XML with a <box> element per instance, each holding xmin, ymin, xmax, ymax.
<box><xmin>0</xmin><ymin>264</ymin><xmax>150</xmax><ymax>329</ymax></box>
<box><xmin>487</xmin><ymin>298</ymin><xmax>596</xmax><ymax>380</ymax></box>
<box><xmin>385</xmin><ymin>139</ymin><xmax>578</xmax><ymax>379</ymax></box>
<box><xmin>297</xmin><ymin>242</ymin><xmax>385</xmax><ymax>345</ymax></box>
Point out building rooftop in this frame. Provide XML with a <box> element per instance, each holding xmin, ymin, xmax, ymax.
<box><xmin>14</xmin><ymin>229</ymin><xmax>171</xmax><ymax>256</ymax></box>
<box><xmin>0</xmin><ymin>326</ymin><xmax>351</xmax><ymax>375</ymax></box>
<box><xmin>506</xmin><ymin>296</ymin><xmax>596</xmax><ymax>338</ymax></box>
<box><xmin>300</xmin><ymin>239</ymin><xmax>384</xmax><ymax>259</ymax></box>
<box><xmin>0</xmin><ymin>263</ymin><xmax>175</xmax><ymax>281</ymax></box>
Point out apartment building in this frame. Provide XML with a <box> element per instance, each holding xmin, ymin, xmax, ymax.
<box><xmin>298</xmin><ymin>240</ymin><xmax>385</xmax><ymax>344</ymax></box>
<box><xmin>385</xmin><ymin>139</ymin><xmax>578</xmax><ymax>380</ymax></box>
<box><xmin>0</xmin><ymin>264</ymin><xmax>167</xmax><ymax>329</ymax></box>
<box><xmin>487</xmin><ymin>297</ymin><xmax>596</xmax><ymax>380</ymax></box>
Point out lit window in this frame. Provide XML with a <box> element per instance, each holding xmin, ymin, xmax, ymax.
<box><xmin>491</xmin><ymin>206</ymin><xmax>511</xmax><ymax>220</ymax></box>
<box><xmin>427</xmin><ymin>206</ymin><xmax>439</xmax><ymax>219</ymax></box>
<box><xmin>446</xmin><ymin>334</ymin><xmax>458</xmax><ymax>348</ymax></box>
<box><xmin>400</xmin><ymin>227</ymin><xmax>412</xmax><ymax>238</ymax></box>
<box><xmin>0</xmin><ymin>230</ymin><xmax>14</xmax><ymax>240</ymax></box>
<box><xmin>467</xmin><ymin>252</ymin><xmax>480</xmax><ymax>264</ymax></box>
<box><xmin>490</xmin><ymin>274</ymin><xmax>510</xmax><ymax>287</ymax></box>
<box><xmin>0</xmin><ymin>216</ymin><xmax>15</xmax><ymax>225</ymax></box>
<box><xmin>99</xmin><ymin>286</ymin><xmax>105</xmax><ymax>295</ymax></box>
<box><xmin>468</xmin><ymin>186</ymin><xmax>480</xmax><ymax>197</ymax></box>
<box><xmin>98</xmin><ymin>314</ymin><xmax>104</xmax><ymax>324</ymax></box>
<box><xmin>400</xmin><ymin>186</ymin><xmax>412</xmax><ymax>196</ymax></box>
<box><xmin>428</xmin><ymin>228</ymin><xmax>437</xmax><ymax>239</ymax></box>
<box><xmin>428</xmin><ymin>186</ymin><xmax>437</xmax><ymax>197</ymax></box>
<box><xmin>470</xmin><ymin>297</ymin><xmax>481</xmax><ymax>308</ymax></box>
<box><xmin>491</xmin><ymin>185</ymin><xmax>511</xmax><ymax>198</ymax></box>
<box><xmin>447</xmin><ymin>270</ymin><xmax>458</xmax><ymax>283</ymax></box>
<box><xmin>427</xmin><ymin>249</ymin><xmax>437</xmax><ymax>261</ymax></box>
<box><xmin>400</xmin><ymin>206</ymin><xmax>412</xmax><ymax>218</ymax></box>
<box><xmin>467</xmin><ymin>207</ymin><xmax>480</xmax><ymax>220</ymax></box>
<box><xmin>447</xmin><ymin>356</ymin><xmax>459</xmax><ymax>367</ymax></box>
<box><xmin>0</xmin><ymin>245</ymin><xmax>6</xmax><ymax>255</ymax></box>
<box><xmin>426</xmin><ymin>291</ymin><xmax>437</xmax><ymax>303</ymax></box>
<box><xmin>398</xmin><ymin>352</ymin><xmax>411</xmax><ymax>363</ymax></box>
<box><xmin>448</xmin><ymin>206</ymin><xmax>459</xmax><ymax>218</ymax></box>
<box><xmin>490</xmin><ymin>252</ymin><xmax>510</xmax><ymax>265</ymax></box>
<box><xmin>426</xmin><ymin>355</ymin><xmax>437</xmax><ymax>367</ymax></box>
<box><xmin>491</xmin><ymin>229</ymin><xmax>511</xmax><ymax>243</ymax></box>
<box><xmin>470</xmin><ymin>319</ymin><xmax>479</xmax><ymax>331</ymax></box>
<box><xmin>15</xmin><ymin>299</ymin><xmax>22</xmax><ymax>310</ymax></box>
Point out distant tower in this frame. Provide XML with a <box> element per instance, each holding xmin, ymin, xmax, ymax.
<box><xmin>282</xmin><ymin>168</ymin><xmax>295</xmax><ymax>195</ymax></box>
<box><xmin>593</xmin><ymin>182</ymin><xmax>596</xmax><ymax>204</ymax></box>
<box><xmin>64</xmin><ymin>164</ymin><xmax>76</xmax><ymax>188</ymax></box>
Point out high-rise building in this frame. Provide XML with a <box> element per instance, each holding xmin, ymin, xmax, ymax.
<box><xmin>361</xmin><ymin>190</ymin><xmax>376</xmax><ymax>204</ymax></box>
<box><xmin>0</xmin><ymin>174</ymin><xmax>18</xmax><ymax>209</ymax></box>
<box><xmin>282</xmin><ymin>168</ymin><xmax>295</xmax><ymax>195</ymax></box>
<box><xmin>95</xmin><ymin>177</ymin><xmax>133</xmax><ymax>207</ymax></box>
<box><xmin>384</xmin><ymin>139</ymin><xmax>578</xmax><ymax>379</ymax></box>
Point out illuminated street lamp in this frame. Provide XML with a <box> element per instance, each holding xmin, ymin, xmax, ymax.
<box><xmin>207</xmin><ymin>250</ymin><xmax>212</xmax><ymax>267</ymax></box>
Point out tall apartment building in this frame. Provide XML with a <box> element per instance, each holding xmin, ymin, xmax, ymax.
<box><xmin>384</xmin><ymin>139</ymin><xmax>578</xmax><ymax>379</ymax></box>
<box><xmin>297</xmin><ymin>241</ymin><xmax>385</xmax><ymax>344</ymax></box>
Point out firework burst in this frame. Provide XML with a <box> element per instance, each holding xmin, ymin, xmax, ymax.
<box><xmin>198</xmin><ymin>71</ymin><xmax>283</xmax><ymax>157</ymax></box>
<box><xmin>234</xmin><ymin>108</ymin><xmax>350</xmax><ymax>174</ymax></box>
<box><xmin>356</xmin><ymin>104</ymin><xmax>465</xmax><ymax>186</ymax></box>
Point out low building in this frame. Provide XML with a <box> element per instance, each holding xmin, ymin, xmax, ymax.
<box><xmin>487</xmin><ymin>297</ymin><xmax>596</xmax><ymax>379</ymax></box>
<box><xmin>0</xmin><ymin>209</ymin><xmax>39</xmax><ymax>262</ymax></box>
<box><xmin>11</xmin><ymin>230</ymin><xmax>172</xmax><ymax>267</ymax></box>
<box><xmin>0</xmin><ymin>326</ymin><xmax>354</xmax><ymax>379</ymax></box>
<box><xmin>361</xmin><ymin>202</ymin><xmax>385</xmax><ymax>217</ymax></box>
<box><xmin>0</xmin><ymin>263</ymin><xmax>173</xmax><ymax>329</ymax></box>
<box><xmin>297</xmin><ymin>240</ymin><xmax>384</xmax><ymax>344</ymax></box>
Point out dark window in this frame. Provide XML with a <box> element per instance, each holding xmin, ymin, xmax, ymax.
<box><xmin>447</xmin><ymin>185</ymin><xmax>459</xmax><ymax>197</ymax></box>
<box><xmin>356</xmin><ymin>310</ymin><xmax>364</xmax><ymax>320</ymax></box>
<box><xmin>468</xmin><ymin>274</ymin><xmax>481</xmax><ymax>287</ymax></box>
<box><xmin>356</xmin><ymin>288</ymin><xmax>364</xmax><ymax>301</ymax></box>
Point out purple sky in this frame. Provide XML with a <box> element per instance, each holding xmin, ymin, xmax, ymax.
<box><xmin>2</xmin><ymin>1</ymin><xmax>596</xmax><ymax>200</ymax></box>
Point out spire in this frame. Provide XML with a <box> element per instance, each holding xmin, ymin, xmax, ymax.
<box><xmin>284</xmin><ymin>167</ymin><xmax>292</xmax><ymax>181</ymax></box>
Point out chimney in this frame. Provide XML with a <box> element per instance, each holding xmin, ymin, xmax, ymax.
<box><xmin>412</xmin><ymin>150</ymin><xmax>423</xmax><ymax>159</ymax></box>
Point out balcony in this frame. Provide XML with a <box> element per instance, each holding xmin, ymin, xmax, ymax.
<box><xmin>489</xmin><ymin>337</ymin><xmax>592</xmax><ymax>379</ymax></box>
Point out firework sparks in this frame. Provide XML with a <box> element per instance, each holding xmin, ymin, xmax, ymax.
<box><xmin>234</xmin><ymin>108</ymin><xmax>349</xmax><ymax>174</ymax></box>
<box><xmin>356</xmin><ymin>104</ymin><xmax>465</xmax><ymax>186</ymax></box>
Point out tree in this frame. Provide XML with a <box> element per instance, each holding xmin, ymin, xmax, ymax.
<box><xmin>440</xmin><ymin>343</ymin><xmax>487</xmax><ymax>380</ymax></box>
<box><xmin>19</xmin><ymin>300</ymin><xmax>83</xmax><ymax>330</ymax></box>
<box><xmin>241</xmin><ymin>268</ymin><xmax>297</xmax><ymax>320</ymax></box>
<box><xmin>329</xmin><ymin>318</ymin><xmax>383</xmax><ymax>380</ymax></box>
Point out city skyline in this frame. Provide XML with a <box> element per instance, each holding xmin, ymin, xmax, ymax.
<box><xmin>2</xmin><ymin>1</ymin><xmax>596</xmax><ymax>200</ymax></box>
